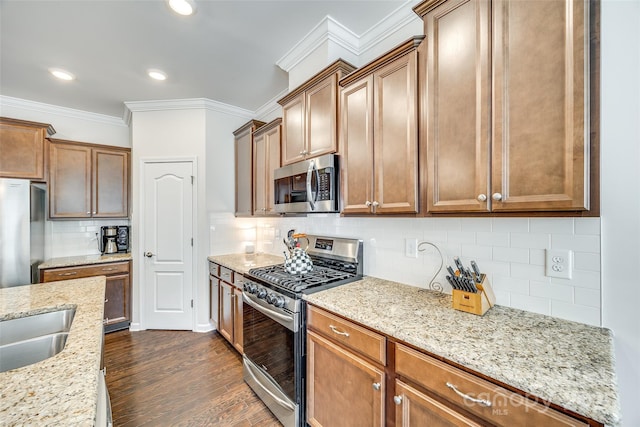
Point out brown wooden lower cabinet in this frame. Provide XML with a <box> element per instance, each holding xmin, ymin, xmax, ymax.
<box><xmin>307</xmin><ymin>330</ymin><xmax>385</xmax><ymax>427</ymax></box>
<box><xmin>307</xmin><ymin>304</ymin><xmax>597</xmax><ymax>427</ymax></box>
<box><xmin>218</xmin><ymin>280</ymin><xmax>234</xmax><ymax>344</ymax></box>
<box><xmin>211</xmin><ymin>262</ymin><xmax>243</xmax><ymax>353</ymax></box>
<box><xmin>40</xmin><ymin>260</ymin><xmax>131</xmax><ymax>332</ymax></box>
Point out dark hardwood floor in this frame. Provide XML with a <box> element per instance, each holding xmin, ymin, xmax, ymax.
<box><xmin>104</xmin><ymin>329</ymin><xmax>281</xmax><ymax>427</ymax></box>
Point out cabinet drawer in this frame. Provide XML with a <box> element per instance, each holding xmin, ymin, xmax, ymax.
<box><xmin>307</xmin><ymin>305</ymin><xmax>386</xmax><ymax>365</ymax></box>
<box><xmin>209</xmin><ymin>262</ymin><xmax>220</xmax><ymax>277</ymax></box>
<box><xmin>219</xmin><ymin>267</ymin><xmax>233</xmax><ymax>283</ymax></box>
<box><xmin>42</xmin><ymin>261</ymin><xmax>130</xmax><ymax>282</ymax></box>
<box><xmin>395</xmin><ymin>344</ymin><xmax>587</xmax><ymax>427</ymax></box>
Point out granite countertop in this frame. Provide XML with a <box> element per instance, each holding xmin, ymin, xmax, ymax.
<box><xmin>0</xmin><ymin>277</ymin><xmax>106</xmax><ymax>426</ymax></box>
<box><xmin>39</xmin><ymin>253</ymin><xmax>132</xmax><ymax>270</ymax></box>
<box><xmin>305</xmin><ymin>277</ymin><xmax>620</xmax><ymax>426</ymax></box>
<box><xmin>208</xmin><ymin>253</ymin><xmax>283</xmax><ymax>275</ymax></box>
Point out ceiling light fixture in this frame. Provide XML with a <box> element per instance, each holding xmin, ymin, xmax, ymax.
<box><xmin>147</xmin><ymin>69</ymin><xmax>167</xmax><ymax>81</ymax></box>
<box><xmin>167</xmin><ymin>0</ymin><xmax>196</xmax><ymax>16</ymax></box>
<box><xmin>48</xmin><ymin>68</ymin><xmax>75</xmax><ymax>81</ymax></box>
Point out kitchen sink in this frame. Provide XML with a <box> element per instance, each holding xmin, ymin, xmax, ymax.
<box><xmin>0</xmin><ymin>332</ymin><xmax>70</xmax><ymax>372</ymax></box>
<box><xmin>0</xmin><ymin>307</ymin><xmax>76</xmax><ymax>346</ymax></box>
<box><xmin>0</xmin><ymin>307</ymin><xmax>76</xmax><ymax>372</ymax></box>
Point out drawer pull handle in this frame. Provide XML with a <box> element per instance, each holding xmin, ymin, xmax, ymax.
<box><xmin>446</xmin><ymin>382</ymin><xmax>492</xmax><ymax>407</ymax></box>
<box><xmin>393</xmin><ymin>395</ymin><xmax>402</xmax><ymax>405</ymax></box>
<box><xmin>58</xmin><ymin>272</ymin><xmax>77</xmax><ymax>276</ymax></box>
<box><xmin>329</xmin><ymin>325</ymin><xmax>350</xmax><ymax>337</ymax></box>
<box><xmin>372</xmin><ymin>382</ymin><xmax>381</xmax><ymax>391</ymax></box>
<box><xmin>102</xmin><ymin>267</ymin><xmax>117</xmax><ymax>271</ymax></box>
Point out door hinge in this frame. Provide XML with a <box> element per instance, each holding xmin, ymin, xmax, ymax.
<box><xmin>191</xmin><ymin>238</ymin><xmax>193</xmax><ymax>247</ymax></box>
<box><xmin>191</xmin><ymin>299</ymin><xmax>194</xmax><ymax>308</ymax></box>
<box><xmin>191</xmin><ymin>175</ymin><xmax>194</xmax><ymax>184</ymax></box>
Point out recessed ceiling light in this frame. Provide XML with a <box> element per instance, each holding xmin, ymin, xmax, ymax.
<box><xmin>168</xmin><ymin>0</ymin><xmax>196</xmax><ymax>16</ymax></box>
<box><xmin>147</xmin><ymin>69</ymin><xmax>167</xmax><ymax>81</ymax></box>
<box><xmin>49</xmin><ymin>68</ymin><xmax>75</xmax><ymax>81</ymax></box>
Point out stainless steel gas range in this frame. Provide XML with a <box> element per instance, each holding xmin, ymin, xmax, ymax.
<box><xmin>241</xmin><ymin>235</ymin><xmax>363</xmax><ymax>427</ymax></box>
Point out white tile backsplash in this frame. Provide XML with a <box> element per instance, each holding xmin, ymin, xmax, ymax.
<box><xmin>210</xmin><ymin>215</ymin><xmax>602</xmax><ymax>326</ymax></box>
<box><xmin>48</xmin><ymin>218</ymin><xmax>130</xmax><ymax>258</ymax></box>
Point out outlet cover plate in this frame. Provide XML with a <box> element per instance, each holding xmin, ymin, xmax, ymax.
<box><xmin>405</xmin><ymin>238</ymin><xmax>418</xmax><ymax>258</ymax></box>
<box><xmin>545</xmin><ymin>249</ymin><xmax>572</xmax><ymax>279</ymax></box>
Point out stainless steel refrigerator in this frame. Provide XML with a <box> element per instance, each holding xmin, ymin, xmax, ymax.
<box><xmin>0</xmin><ymin>178</ymin><xmax>46</xmax><ymax>287</ymax></box>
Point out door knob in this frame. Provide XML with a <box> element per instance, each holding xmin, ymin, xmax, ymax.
<box><xmin>492</xmin><ymin>193</ymin><xmax>503</xmax><ymax>201</ymax></box>
<box><xmin>144</xmin><ymin>251</ymin><xmax>155</xmax><ymax>258</ymax></box>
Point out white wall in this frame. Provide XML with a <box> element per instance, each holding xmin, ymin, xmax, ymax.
<box><xmin>601</xmin><ymin>0</ymin><xmax>640</xmax><ymax>425</ymax></box>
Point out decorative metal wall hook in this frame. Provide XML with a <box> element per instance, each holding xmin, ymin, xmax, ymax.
<box><xmin>418</xmin><ymin>241</ymin><xmax>445</xmax><ymax>292</ymax></box>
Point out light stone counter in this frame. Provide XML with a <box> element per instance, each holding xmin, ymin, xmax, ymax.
<box><xmin>39</xmin><ymin>253</ymin><xmax>132</xmax><ymax>270</ymax></box>
<box><xmin>208</xmin><ymin>253</ymin><xmax>283</xmax><ymax>275</ymax></box>
<box><xmin>305</xmin><ymin>277</ymin><xmax>620</xmax><ymax>426</ymax></box>
<box><xmin>0</xmin><ymin>277</ymin><xmax>106</xmax><ymax>426</ymax></box>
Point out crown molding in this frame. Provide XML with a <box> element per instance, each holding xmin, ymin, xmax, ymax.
<box><xmin>254</xmin><ymin>88</ymin><xmax>288</xmax><ymax>121</ymax></box>
<box><xmin>276</xmin><ymin>0</ymin><xmax>421</xmax><ymax>73</ymax></box>
<box><xmin>0</xmin><ymin>95</ymin><xmax>127</xmax><ymax>127</ymax></box>
<box><xmin>124</xmin><ymin>98</ymin><xmax>254</xmax><ymax>118</ymax></box>
<box><xmin>276</xmin><ymin>16</ymin><xmax>359</xmax><ymax>73</ymax></box>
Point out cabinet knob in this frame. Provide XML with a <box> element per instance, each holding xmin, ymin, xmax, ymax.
<box><xmin>365</xmin><ymin>201</ymin><xmax>372</xmax><ymax>207</ymax></box>
<box><xmin>372</xmin><ymin>382</ymin><xmax>381</xmax><ymax>391</ymax></box>
<box><xmin>477</xmin><ymin>194</ymin><xmax>487</xmax><ymax>202</ymax></box>
<box><xmin>492</xmin><ymin>193</ymin><xmax>503</xmax><ymax>201</ymax></box>
<box><xmin>372</xmin><ymin>201</ymin><xmax>379</xmax><ymax>207</ymax></box>
<box><xmin>105</xmin><ymin>299</ymin><xmax>109</xmax><ymax>303</ymax></box>
<box><xmin>86</xmin><ymin>211</ymin><xmax>91</xmax><ymax>215</ymax></box>
<box><xmin>394</xmin><ymin>395</ymin><xmax>403</xmax><ymax>405</ymax></box>
<box><xmin>93</xmin><ymin>211</ymin><xmax>97</xmax><ymax>214</ymax></box>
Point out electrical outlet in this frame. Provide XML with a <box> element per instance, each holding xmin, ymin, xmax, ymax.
<box><xmin>545</xmin><ymin>249</ymin><xmax>572</xmax><ymax>279</ymax></box>
<box><xmin>405</xmin><ymin>238</ymin><xmax>418</xmax><ymax>258</ymax></box>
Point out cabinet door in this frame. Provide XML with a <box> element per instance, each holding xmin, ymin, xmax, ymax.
<box><xmin>264</xmin><ymin>124</ymin><xmax>281</xmax><ymax>214</ymax></box>
<box><xmin>374</xmin><ymin>52</ymin><xmax>419</xmax><ymax>214</ymax></box>
<box><xmin>394</xmin><ymin>380</ymin><xmax>481</xmax><ymax>427</ymax></box>
<box><xmin>340</xmin><ymin>76</ymin><xmax>375</xmax><ymax>214</ymax></box>
<box><xmin>425</xmin><ymin>0</ymin><xmax>491</xmax><ymax>212</ymax></box>
<box><xmin>93</xmin><ymin>148</ymin><xmax>128</xmax><ymax>217</ymax></box>
<box><xmin>104</xmin><ymin>273</ymin><xmax>130</xmax><ymax>326</ymax></box>
<box><xmin>210</xmin><ymin>276</ymin><xmax>220</xmax><ymax>327</ymax></box>
<box><xmin>253</xmin><ymin>131</ymin><xmax>267</xmax><ymax>215</ymax></box>
<box><xmin>307</xmin><ymin>330</ymin><xmax>385</xmax><ymax>427</ymax></box>
<box><xmin>219</xmin><ymin>281</ymin><xmax>234</xmax><ymax>344</ymax></box>
<box><xmin>49</xmin><ymin>142</ymin><xmax>92</xmax><ymax>218</ymax></box>
<box><xmin>306</xmin><ymin>75</ymin><xmax>338</xmax><ymax>159</ymax></box>
<box><xmin>491</xmin><ymin>0</ymin><xmax>588</xmax><ymax>211</ymax></box>
<box><xmin>281</xmin><ymin>94</ymin><xmax>306</xmax><ymax>165</ymax></box>
<box><xmin>0</xmin><ymin>121</ymin><xmax>46</xmax><ymax>180</ymax></box>
<box><xmin>232</xmin><ymin>286</ymin><xmax>243</xmax><ymax>353</ymax></box>
<box><xmin>235</xmin><ymin>126</ymin><xmax>254</xmax><ymax>216</ymax></box>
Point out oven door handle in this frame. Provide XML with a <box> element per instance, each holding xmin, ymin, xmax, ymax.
<box><xmin>244</xmin><ymin>359</ymin><xmax>296</xmax><ymax>412</ymax></box>
<box><xmin>306</xmin><ymin>159</ymin><xmax>319</xmax><ymax>211</ymax></box>
<box><xmin>243</xmin><ymin>292</ymin><xmax>295</xmax><ymax>328</ymax></box>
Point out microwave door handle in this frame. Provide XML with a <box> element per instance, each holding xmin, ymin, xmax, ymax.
<box><xmin>306</xmin><ymin>160</ymin><xmax>318</xmax><ymax>211</ymax></box>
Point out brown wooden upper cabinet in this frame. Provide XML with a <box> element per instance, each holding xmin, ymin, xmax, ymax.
<box><xmin>340</xmin><ymin>37</ymin><xmax>423</xmax><ymax>215</ymax></box>
<box><xmin>49</xmin><ymin>139</ymin><xmax>130</xmax><ymax>219</ymax></box>
<box><xmin>253</xmin><ymin>118</ymin><xmax>281</xmax><ymax>216</ymax></box>
<box><xmin>0</xmin><ymin>117</ymin><xmax>55</xmax><ymax>181</ymax></box>
<box><xmin>415</xmin><ymin>0</ymin><xmax>590</xmax><ymax>213</ymax></box>
<box><xmin>278</xmin><ymin>60</ymin><xmax>356</xmax><ymax>166</ymax></box>
<box><xmin>233</xmin><ymin>120</ymin><xmax>266</xmax><ymax>217</ymax></box>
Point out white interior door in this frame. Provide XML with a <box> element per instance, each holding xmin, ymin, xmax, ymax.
<box><xmin>142</xmin><ymin>161</ymin><xmax>194</xmax><ymax>330</ymax></box>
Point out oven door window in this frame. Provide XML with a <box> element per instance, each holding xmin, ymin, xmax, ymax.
<box><xmin>243</xmin><ymin>302</ymin><xmax>295</xmax><ymax>400</ymax></box>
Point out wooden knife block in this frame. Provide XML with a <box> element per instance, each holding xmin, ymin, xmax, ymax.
<box><xmin>452</xmin><ymin>275</ymin><xmax>496</xmax><ymax>316</ymax></box>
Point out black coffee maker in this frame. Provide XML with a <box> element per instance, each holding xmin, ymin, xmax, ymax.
<box><xmin>99</xmin><ymin>226</ymin><xmax>129</xmax><ymax>254</ymax></box>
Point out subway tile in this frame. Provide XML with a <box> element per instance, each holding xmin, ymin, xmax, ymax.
<box><xmin>551</xmin><ymin>301</ymin><xmax>600</xmax><ymax>326</ymax></box>
<box><xmin>493</xmin><ymin>290</ymin><xmax>511</xmax><ymax>306</ymax></box>
<box><xmin>552</xmin><ymin>269</ymin><xmax>600</xmax><ymax>290</ymax></box>
<box><xmin>432</xmin><ymin>217</ymin><xmax>462</xmax><ymax>231</ymax></box>
<box><xmin>529</xmin><ymin>249</ymin><xmax>546</xmax><ymax>265</ymax></box>
<box><xmin>574</xmin><ymin>217</ymin><xmax>601</xmax><ymax>235</ymax></box>
<box><xmin>493</xmin><ymin>246</ymin><xmax>529</xmax><ymax>263</ymax></box>
<box><xmin>447</xmin><ymin>231</ymin><xmax>476</xmax><ymax>245</ymax></box>
<box><xmin>552</xmin><ymin>234</ymin><xmax>600</xmax><ymax>253</ymax></box>
<box><xmin>476</xmin><ymin>231</ymin><xmax>509</xmax><ymax>247</ymax></box>
<box><xmin>574</xmin><ymin>287</ymin><xmax>601</xmax><ymax>308</ymax></box>
<box><xmin>573</xmin><ymin>252</ymin><xmax>601</xmax><ymax>272</ymax></box>
<box><xmin>510</xmin><ymin>263</ymin><xmax>549</xmax><ymax>282</ymax></box>
<box><xmin>510</xmin><ymin>294</ymin><xmax>552</xmax><ymax>316</ymax></box>
<box><xmin>492</xmin><ymin>217</ymin><xmax>529</xmax><ymax>233</ymax></box>
<box><xmin>460</xmin><ymin>218</ymin><xmax>492</xmax><ymax>232</ymax></box>
<box><xmin>422</xmin><ymin>230</ymin><xmax>449</xmax><ymax>245</ymax></box>
<box><xmin>492</xmin><ymin>276</ymin><xmax>529</xmax><ymax>295</ymax></box>
<box><xmin>530</xmin><ymin>281</ymin><xmax>573</xmax><ymax>303</ymax></box>
<box><xmin>530</xmin><ymin>218</ymin><xmax>574</xmax><ymax>234</ymax></box>
<box><xmin>461</xmin><ymin>245</ymin><xmax>492</xmax><ymax>260</ymax></box>
<box><xmin>510</xmin><ymin>233</ymin><xmax>551</xmax><ymax>249</ymax></box>
<box><xmin>479</xmin><ymin>260</ymin><xmax>511</xmax><ymax>276</ymax></box>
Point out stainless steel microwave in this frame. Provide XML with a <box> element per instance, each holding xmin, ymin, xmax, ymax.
<box><xmin>274</xmin><ymin>154</ymin><xmax>339</xmax><ymax>214</ymax></box>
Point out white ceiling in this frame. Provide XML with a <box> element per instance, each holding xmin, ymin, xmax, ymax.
<box><xmin>0</xmin><ymin>0</ymin><xmax>411</xmax><ymax>119</ymax></box>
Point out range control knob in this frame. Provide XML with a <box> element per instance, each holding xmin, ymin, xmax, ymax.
<box><xmin>272</xmin><ymin>295</ymin><xmax>286</xmax><ymax>308</ymax></box>
<box><xmin>257</xmin><ymin>287</ymin><xmax>268</xmax><ymax>299</ymax></box>
<box><xmin>266</xmin><ymin>293</ymin><xmax>275</xmax><ymax>304</ymax></box>
<box><xmin>243</xmin><ymin>282</ymin><xmax>257</xmax><ymax>294</ymax></box>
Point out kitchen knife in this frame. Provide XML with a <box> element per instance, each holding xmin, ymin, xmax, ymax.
<box><xmin>446</xmin><ymin>265</ymin><xmax>457</xmax><ymax>278</ymax></box>
<box><xmin>453</xmin><ymin>257</ymin><xmax>465</xmax><ymax>275</ymax></box>
<box><xmin>446</xmin><ymin>275</ymin><xmax>457</xmax><ymax>290</ymax></box>
<box><xmin>471</xmin><ymin>260</ymin><xmax>481</xmax><ymax>278</ymax></box>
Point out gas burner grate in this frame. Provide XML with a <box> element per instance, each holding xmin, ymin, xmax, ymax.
<box><xmin>248</xmin><ymin>265</ymin><xmax>355</xmax><ymax>293</ymax></box>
